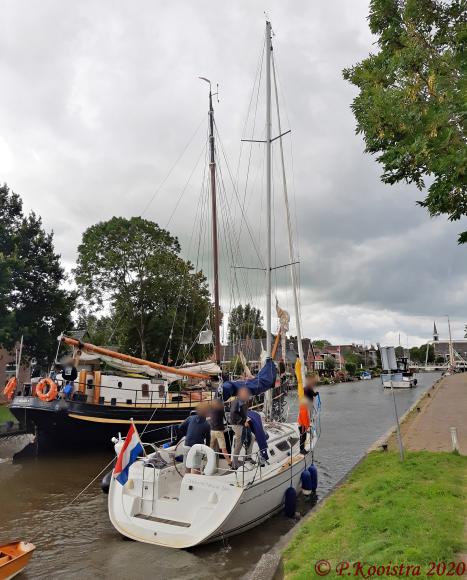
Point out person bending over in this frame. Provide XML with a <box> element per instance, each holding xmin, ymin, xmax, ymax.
<box><xmin>178</xmin><ymin>402</ymin><xmax>211</xmax><ymax>474</ymax></box>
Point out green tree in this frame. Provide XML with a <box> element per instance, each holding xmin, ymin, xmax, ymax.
<box><xmin>0</xmin><ymin>184</ymin><xmax>75</xmax><ymax>363</ymax></box>
<box><xmin>345</xmin><ymin>361</ymin><xmax>357</xmax><ymax>376</ymax></box>
<box><xmin>324</xmin><ymin>356</ymin><xmax>337</xmax><ymax>372</ymax></box>
<box><xmin>312</xmin><ymin>339</ymin><xmax>332</xmax><ymax>349</ymax></box>
<box><xmin>419</xmin><ymin>343</ymin><xmax>435</xmax><ymax>363</ymax></box>
<box><xmin>74</xmin><ymin>216</ymin><xmax>211</xmax><ymax>362</ymax></box>
<box><xmin>74</xmin><ymin>308</ymin><xmax>118</xmax><ymax>346</ymax></box>
<box><xmin>227</xmin><ymin>355</ymin><xmax>245</xmax><ymax>375</ymax></box>
<box><xmin>343</xmin><ymin>0</ymin><xmax>467</xmax><ymax>243</ymax></box>
<box><xmin>409</xmin><ymin>346</ymin><xmax>421</xmax><ymax>362</ymax></box>
<box><xmin>395</xmin><ymin>345</ymin><xmax>405</xmax><ymax>359</ymax></box>
<box><xmin>344</xmin><ymin>351</ymin><xmax>363</xmax><ymax>369</ymax></box>
<box><xmin>227</xmin><ymin>303</ymin><xmax>266</xmax><ymax>343</ymax></box>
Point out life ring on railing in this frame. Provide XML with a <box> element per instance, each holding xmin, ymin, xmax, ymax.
<box><xmin>3</xmin><ymin>377</ymin><xmax>17</xmax><ymax>400</ymax></box>
<box><xmin>36</xmin><ymin>378</ymin><xmax>58</xmax><ymax>402</ymax></box>
<box><xmin>186</xmin><ymin>444</ymin><xmax>217</xmax><ymax>476</ymax></box>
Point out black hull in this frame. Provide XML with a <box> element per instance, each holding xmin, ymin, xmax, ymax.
<box><xmin>9</xmin><ymin>396</ymin><xmax>193</xmax><ymax>453</ymax></box>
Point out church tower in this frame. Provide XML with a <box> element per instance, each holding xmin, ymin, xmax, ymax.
<box><xmin>433</xmin><ymin>322</ymin><xmax>439</xmax><ymax>342</ymax></box>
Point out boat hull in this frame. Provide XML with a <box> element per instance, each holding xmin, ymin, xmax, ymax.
<box><xmin>0</xmin><ymin>542</ymin><xmax>35</xmax><ymax>580</ymax></box>
<box><xmin>205</xmin><ymin>455</ymin><xmax>306</xmax><ymax>543</ymax></box>
<box><xmin>9</xmin><ymin>391</ymin><xmax>285</xmax><ymax>453</ymax></box>
<box><xmin>8</xmin><ymin>396</ymin><xmax>192</xmax><ymax>452</ymax></box>
<box><xmin>108</xmin><ymin>422</ymin><xmax>316</xmax><ymax>548</ymax></box>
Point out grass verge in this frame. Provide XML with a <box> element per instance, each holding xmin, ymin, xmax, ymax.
<box><xmin>283</xmin><ymin>451</ymin><xmax>467</xmax><ymax>579</ymax></box>
<box><xmin>0</xmin><ymin>404</ymin><xmax>16</xmax><ymax>425</ymax></box>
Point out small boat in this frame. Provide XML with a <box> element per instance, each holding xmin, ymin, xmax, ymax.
<box><xmin>0</xmin><ymin>541</ymin><xmax>35</xmax><ymax>579</ymax></box>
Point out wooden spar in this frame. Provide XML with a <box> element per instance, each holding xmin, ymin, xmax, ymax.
<box><xmin>271</xmin><ymin>329</ymin><xmax>281</xmax><ymax>360</ymax></box>
<box><xmin>208</xmin><ymin>84</ymin><xmax>221</xmax><ymax>366</ymax></box>
<box><xmin>60</xmin><ymin>336</ymin><xmax>208</xmax><ymax>379</ymax></box>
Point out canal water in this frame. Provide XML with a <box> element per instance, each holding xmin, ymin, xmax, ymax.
<box><xmin>0</xmin><ymin>373</ymin><xmax>440</xmax><ymax>579</ymax></box>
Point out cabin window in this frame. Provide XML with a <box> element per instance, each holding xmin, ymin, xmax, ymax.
<box><xmin>158</xmin><ymin>384</ymin><xmax>165</xmax><ymax>398</ymax></box>
<box><xmin>141</xmin><ymin>383</ymin><xmax>149</xmax><ymax>397</ymax></box>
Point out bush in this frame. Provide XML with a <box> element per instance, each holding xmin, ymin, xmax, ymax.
<box><xmin>345</xmin><ymin>361</ymin><xmax>357</xmax><ymax>376</ymax></box>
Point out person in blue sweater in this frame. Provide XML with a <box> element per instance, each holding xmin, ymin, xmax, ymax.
<box><xmin>178</xmin><ymin>402</ymin><xmax>211</xmax><ymax>474</ymax></box>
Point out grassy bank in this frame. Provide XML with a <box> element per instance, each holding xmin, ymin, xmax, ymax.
<box><xmin>283</xmin><ymin>451</ymin><xmax>467</xmax><ymax>579</ymax></box>
<box><xmin>0</xmin><ymin>404</ymin><xmax>16</xmax><ymax>425</ymax></box>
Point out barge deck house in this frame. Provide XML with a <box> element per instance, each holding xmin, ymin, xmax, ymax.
<box><xmin>8</xmin><ymin>336</ymin><xmax>286</xmax><ymax>452</ymax></box>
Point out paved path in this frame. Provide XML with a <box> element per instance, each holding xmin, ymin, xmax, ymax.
<box><xmin>402</xmin><ymin>373</ymin><xmax>466</xmax><ymax>455</ymax></box>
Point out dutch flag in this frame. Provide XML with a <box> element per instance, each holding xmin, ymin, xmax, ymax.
<box><xmin>113</xmin><ymin>423</ymin><xmax>144</xmax><ymax>486</ymax></box>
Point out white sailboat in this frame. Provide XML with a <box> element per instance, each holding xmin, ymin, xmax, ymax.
<box><xmin>107</xmin><ymin>20</ymin><xmax>319</xmax><ymax>548</ymax></box>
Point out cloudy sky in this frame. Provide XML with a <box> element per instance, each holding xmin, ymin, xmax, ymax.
<box><xmin>1</xmin><ymin>0</ymin><xmax>466</xmax><ymax>347</ymax></box>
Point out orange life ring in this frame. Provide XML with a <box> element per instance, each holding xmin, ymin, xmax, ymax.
<box><xmin>3</xmin><ymin>377</ymin><xmax>17</xmax><ymax>400</ymax></box>
<box><xmin>36</xmin><ymin>378</ymin><xmax>58</xmax><ymax>402</ymax></box>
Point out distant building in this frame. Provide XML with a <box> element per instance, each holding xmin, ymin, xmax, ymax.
<box><xmin>220</xmin><ymin>336</ymin><xmax>378</xmax><ymax>375</ymax></box>
<box><xmin>431</xmin><ymin>321</ymin><xmax>467</xmax><ymax>363</ymax></box>
<box><xmin>0</xmin><ymin>347</ymin><xmax>30</xmax><ymax>388</ymax></box>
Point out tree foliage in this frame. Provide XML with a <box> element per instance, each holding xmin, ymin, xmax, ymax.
<box><xmin>227</xmin><ymin>303</ymin><xmax>266</xmax><ymax>343</ymax></box>
<box><xmin>345</xmin><ymin>361</ymin><xmax>357</xmax><ymax>376</ymax></box>
<box><xmin>344</xmin><ymin>351</ymin><xmax>364</xmax><ymax>368</ymax></box>
<box><xmin>411</xmin><ymin>343</ymin><xmax>435</xmax><ymax>363</ymax></box>
<box><xmin>312</xmin><ymin>339</ymin><xmax>332</xmax><ymax>349</ymax></box>
<box><xmin>74</xmin><ymin>216</ymin><xmax>211</xmax><ymax>361</ymax></box>
<box><xmin>343</xmin><ymin>0</ymin><xmax>467</xmax><ymax>242</ymax></box>
<box><xmin>324</xmin><ymin>356</ymin><xmax>337</xmax><ymax>372</ymax></box>
<box><xmin>0</xmin><ymin>184</ymin><xmax>75</xmax><ymax>362</ymax></box>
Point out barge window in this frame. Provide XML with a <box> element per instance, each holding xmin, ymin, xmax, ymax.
<box><xmin>141</xmin><ymin>383</ymin><xmax>149</xmax><ymax>397</ymax></box>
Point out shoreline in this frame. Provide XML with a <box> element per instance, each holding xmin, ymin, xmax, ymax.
<box><xmin>247</xmin><ymin>372</ymin><xmax>462</xmax><ymax>580</ymax></box>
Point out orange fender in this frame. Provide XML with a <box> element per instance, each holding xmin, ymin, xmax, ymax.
<box><xmin>36</xmin><ymin>378</ymin><xmax>58</xmax><ymax>402</ymax></box>
<box><xmin>3</xmin><ymin>377</ymin><xmax>17</xmax><ymax>400</ymax></box>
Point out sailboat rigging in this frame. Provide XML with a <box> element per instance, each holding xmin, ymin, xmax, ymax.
<box><xmin>107</xmin><ymin>19</ymin><xmax>320</xmax><ymax>548</ymax></box>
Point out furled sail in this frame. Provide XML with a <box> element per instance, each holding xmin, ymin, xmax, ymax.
<box><xmin>220</xmin><ymin>358</ymin><xmax>277</xmax><ymax>400</ymax></box>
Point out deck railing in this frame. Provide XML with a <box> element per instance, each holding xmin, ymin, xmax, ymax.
<box><xmin>14</xmin><ymin>378</ymin><xmax>288</xmax><ymax>410</ymax></box>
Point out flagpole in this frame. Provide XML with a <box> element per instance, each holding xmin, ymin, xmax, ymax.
<box><xmin>131</xmin><ymin>417</ymin><xmax>147</xmax><ymax>456</ymax></box>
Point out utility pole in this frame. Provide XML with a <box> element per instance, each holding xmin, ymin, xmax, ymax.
<box><xmin>447</xmin><ymin>314</ymin><xmax>455</xmax><ymax>371</ymax></box>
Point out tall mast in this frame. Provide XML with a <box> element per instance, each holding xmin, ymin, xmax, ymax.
<box><xmin>271</xmin><ymin>51</ymin><xmax>305</xmax><ymax>378</ymax></box>
<box><xmin>265</xmin><ymin>20</ymin><xmax>272</xmax><ymax>358</ymax></box>
<box><xmin>201</xmin><ymin>79</ymin><xmax>221</xmax><ymax>365</ymax></box>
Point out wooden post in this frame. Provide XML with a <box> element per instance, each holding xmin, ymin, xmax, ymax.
<box><xmin>93</xmin><ymin>371</ymin><xmax>102</xmax><ymax>405</ymax></box>
<box><xmin>78</xmin><ymin>370</ymin><xmax>86</xmax><ymax>394</ymax></box>
<box><xmin>450</xmin><ymin>427</ymin><xmax>459</xmax><ymax>452</ymax></box>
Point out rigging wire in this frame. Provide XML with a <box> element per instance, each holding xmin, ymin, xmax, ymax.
<box><xmin>139</xmin><ymin>114</ymin><xmax>206</xmax><ymax>217</ymax></box>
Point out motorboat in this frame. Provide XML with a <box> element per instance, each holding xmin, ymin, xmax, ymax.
<box><xmin>0</xmin><ymin>541</ymin><xmax>35</xmax><ymax>579</ymax></box>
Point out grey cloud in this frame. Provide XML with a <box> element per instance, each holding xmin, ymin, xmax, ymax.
<box><xmin>1</xmin><ymin>0</ymin><xmax>465</xmax><ymax>346</ymax></box>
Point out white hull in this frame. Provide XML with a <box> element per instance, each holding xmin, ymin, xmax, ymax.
<box><xmin>382</xmin><ymin>372</ymin><xmax>413</xmax><ymax>389</ymax></box>
<box><xmin>205</xmin><ymin>455</ymin><xmax>307</xmax><ymax>543</ymax></box>
<box><xmin>108</xmin><ymin>422</ymin><xmax>316</xmax><ymax>548</ymax></box>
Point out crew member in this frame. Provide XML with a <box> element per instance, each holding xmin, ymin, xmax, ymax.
<box><xmin>178</xmin><ymin>402</ymin><xmax>211</xmax><ymax>474</ymax></box>
<box><xmin>209</xmin><ymin>398</ymin><xmax>231</xmax><ymax>466</ymax></box>
<box><xmin>229</xmin><ymin>387</ymin><xmax>253</xmax><ymax>470</ymax></box>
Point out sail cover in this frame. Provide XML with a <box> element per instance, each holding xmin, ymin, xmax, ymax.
<box><xmin>220</xmin><ymin>358</ymin><xmax>277</xmax><ymax>400</ymax></box>
<box><xmin>76</xmin><ymin>352</ymin><xmax>220</xmax><ymax>382</ymax></box>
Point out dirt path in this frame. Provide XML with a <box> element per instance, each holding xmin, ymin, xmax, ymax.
<box><xmin>388</xmin><ymin>373</ymin><xmax>467</xmax><ymax>455</ymax></box>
